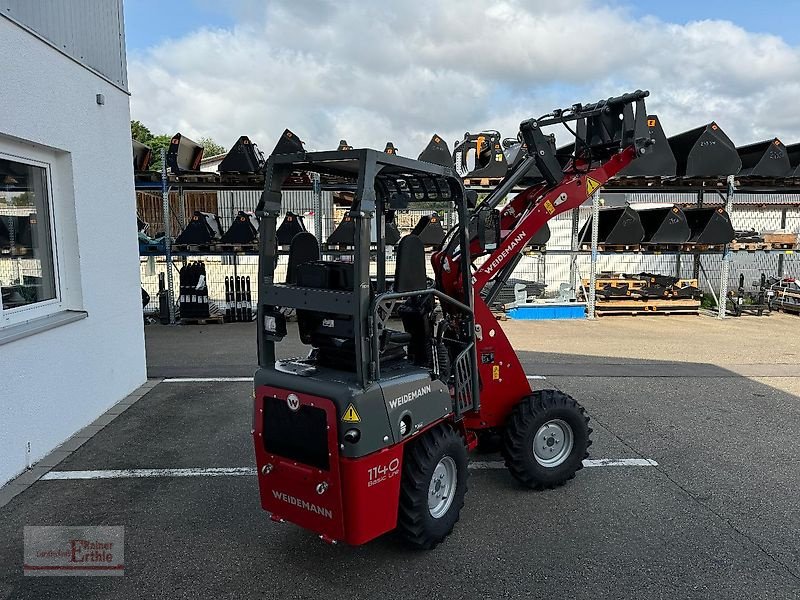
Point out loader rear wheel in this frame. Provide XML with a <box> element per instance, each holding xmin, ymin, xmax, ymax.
<box><xmin>502</xmin><ymin>390</ymin><xmax>592</xmax><ymax>490</ymax></box>
<box><xmin>397</xmin><ymin>423</ymin><xmax>468</xmax><ymax>549</ymax></box>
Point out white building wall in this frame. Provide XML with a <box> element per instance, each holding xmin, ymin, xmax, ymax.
<box><xmin>0</xmin><ymin>16</ymin><xmax>144</xmax><ymax>485</ymax></box>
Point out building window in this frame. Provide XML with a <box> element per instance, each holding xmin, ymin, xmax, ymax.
<box><xmin>0</xmin><ymin>156</ymin><xmax>57</xmax><ymax>315</ymax></box>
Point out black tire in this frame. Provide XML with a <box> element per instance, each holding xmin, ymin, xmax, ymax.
<box><xmin>397</xmin><ymin>423</ymin><xmax>468</xmax><ymax>549</ymax></box>
<box><xmin>501</xmin><ymin>389</ymin><xmax>592</xmax><ymax>490</ymax></box>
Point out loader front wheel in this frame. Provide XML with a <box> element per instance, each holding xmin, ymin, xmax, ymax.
<box><xmin>397</xmin><ymin>423</ymin><xmax>468</xmax><ymax>549</ymax></box>
<box><xmin>502</xmin><ymin>390</ymin><xmax>592</xmax><ymax>490</ymax></box>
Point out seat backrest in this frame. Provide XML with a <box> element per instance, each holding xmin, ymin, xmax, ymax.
<box><xmin>286</xmin><ymin>232</ymin><xmax>320</xmax><ymax>284</ymax></box>
<box><xmin>394</xmin><ymin>235</ymin><xmax>427</xmax><ymax>292</ymax></box>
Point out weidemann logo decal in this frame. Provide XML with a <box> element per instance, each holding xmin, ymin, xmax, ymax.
<box><xmin>389</xmin><ymin>385</ymin><xmax>432</xmax><ymax>409</ymax></box>
<box><xmin>483</xmin><ymin>231</ymin><xmax>527</xmax><ymax>276</ymax></box>
<box><xmin>272</xmin><ymin>491</ymin><xmax>333</xmax><ymax>519</ymax></box>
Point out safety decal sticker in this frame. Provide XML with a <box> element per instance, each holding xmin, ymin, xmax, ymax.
<box><xmin>586</xmin><ymin>176</ymin><xmax>601</xmax><ymax>196</ymax></box>
<box><xmin>342</xmin><ymin>404</ymin><xmax>361</xmax><ymax>423</ymax></box>
<box><xmin>544</xmin><ymin>199</ymin><xmax>555</xmax><ymax>215</ymax></box>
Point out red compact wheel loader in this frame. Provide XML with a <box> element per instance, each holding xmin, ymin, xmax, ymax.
<box><xmin>253</xmin><ymin>90</ymin><xmax>654</xmax><ymax>548</ymax></box>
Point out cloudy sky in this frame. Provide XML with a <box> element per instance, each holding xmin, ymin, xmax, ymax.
<box><xmin>124</xmin><ymin>0</ymin><xmax>800</xmax><ymax>157</ymax></box>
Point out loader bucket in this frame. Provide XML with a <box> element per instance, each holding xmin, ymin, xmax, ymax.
<box><xmin>271</xmin><ymin>129</ymin><xmax>305</xmax><ymax>155</ymax></box>
<box><xmin>218</xmin><ymin>136</ymin><xmax>265</xmax><ymax>174</ymax></box>
<box><xmin>221</xmin><ymin>211</ymin><xmax>260</xmax><ymax>244</ymax></box>
<box><xmin>133</xmin><ymin>139</ymin><xmax>152</xmax><ymax>172</ymax></box>
<box><xmin>618</xmin><ymin>115</ymin><xmax>677</xmax><ymax>176</ymax></box>
<box><xmin>668</xmin><ymin>122</ymin><xmax>741</xmax><ymax>176</ymax></box>
<box><xmin>684</xmin><ymin>207</ymin><xmax>735</xmax><ymax>245</ymax></box>
<box><xmin>417</xmin><ymin>134</ymin><xmax>453</xmax><ymax>168</ymax></box>
<box><xmin>411</xmin><ymin>212</ymin><xmax>446</xmax><ymax>246</ymax></box>
<box><xmin>384</xmin><ymin>142</ymin><xmax>398</xmax><ymax>155</ymax></box>
<box><xmin>276</xmin><ymin>211</ymin><xmax>307</xmax><ymax>245</ymax></box>
<box><xmin>453</xmin><ymin>131</ymin><xmax>508</xmax><ymax>179</ymax></box>
<box><xmin>578</xmin><ymin>206</ymin><xmax>645</xmax><ymax>245</ymax></box>
<box><xmin>175</xmin><ymin>211</ymin><xmax>223</xmax><ymax>245</ymax></box>
<box><xmin>529</xmin><ymin>222</ymin><xmax>551</xmax><ymax>246</ymax></box>
<box><xmin>786</xmin><ymin>142</ymin><xmax>800</xmax><ymax>176</ymax></box>
<box><xmin>337</xmin><ymin>140</ymin><xmax>353</xmax><ymax>151</ymax></box>
<box><xmin>166</xmin><ymin>133</ymin><xmax>204</xmax><ymax>174</ymax></box>
<box><xmin>736</xmin><ymin>138</ymin><xmax>791</xmax><ymax>176</ymax></box>
<box><xmin>326</xmin><ymin>212</ymin><xmax>400</xmax><ymax>246</ymax></box>
<box><xmin>636</xmin><ymin>206</ymin><xmax>690</xmax><ymax>244</ymax></box>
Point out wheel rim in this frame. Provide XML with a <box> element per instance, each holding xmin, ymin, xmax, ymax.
<box><xmin>428</xmin><ymin>456</ymin><xmax>457</xmax><ymax>519</ymax></box>
<box><xmin>533</xmin><ymin>419</ymin><xmax>574</xmax><ymax>467</ymax></box>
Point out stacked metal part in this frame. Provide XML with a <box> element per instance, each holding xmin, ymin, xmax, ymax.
<box><xmin>167</xmin><ymin>133</ymin><xmax>205</xmax><ymax>174</ymax></box>
<box><xmin>174</xmin><ymin>211</ymin><xmax>224</xmax><ymax>245</ymax></box>
<box><xmin>221</xmin><ymin>211</ymin><xmax>260</xmax><ymax>244</ymax></box>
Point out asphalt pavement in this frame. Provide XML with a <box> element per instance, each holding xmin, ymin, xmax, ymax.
<box><xmin>1</xmin><ymin>318</ymin><xmax>798</xmax><ymax>599</ymax></box>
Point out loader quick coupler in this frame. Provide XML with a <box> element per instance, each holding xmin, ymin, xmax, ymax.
<box><xmin>254</xmin><ymin>90</ymin><xmax>655</xmax><ymax>548</ymax></box>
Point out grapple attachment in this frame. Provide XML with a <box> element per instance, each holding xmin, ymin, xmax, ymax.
<box><xmin>218</xmin><ymin>136</ymin><xmax>265</xmax><ymax>174</ymax></box>
<box><xmin>579</xmin><ymin>207</ymin><xmax>645</xmax><ymax>245</ymax></box>
<box><xmin>453</xmin><ymin>131</ymin><xmax>508</xmax><ymax>179</ymax></box>
<box><xmin>276</xmin><ymin>211</ymin><xmax>307</xmax><ymax>245</ymax></box>
<box><xmin>221</xmin><ymin>211</ymin><xmax>260</xmax><ymax>244</ymax></box>
<box><xmin>736</xmin><ymin>138</ymin><xmax>791</xmax><ymax>176</ymax></box>
<box><xmin>417</xmin><ymin>134</ymin><xmax>453</xmax><ymax>168</ymax></box>
<box><xmin>132</xmin><ymin>140</ymin><xmax>152</xmax><ymax>173</ymax></box>
<box><xmin>684</xmin><ymin>207</ymin><xmax>735</xmax><ymax>244</ymax></box>
<box><xmin>411</xmin><ymin>212</ymin><xmax>446</xmax><ymax>247</ymax></box>
<box><xmin>166</xmin><ymin>133</ymin><xmax>204</xmax><ymax>174</ymax></box>
<box><xmin>175</xmin><ymin>211</ymin><xmax>223</xmax><ymax>244</ymax></box>
<box><xmin>618</xmin><ymin>115</ymin><xmax>676</xmax><ymax>176</ymax></box>
<box><xmin>668</xmin><ymin>123</ymin><xmax>740</xmax><ymax>176</ymax></box>
<box><xmin>636</xmin><ymin>206</ymin><xmax>690</xmax><ymax>244</ymax></box>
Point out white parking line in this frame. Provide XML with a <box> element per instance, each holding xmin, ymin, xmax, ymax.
<box><xmin>526</xmin><ymin>375</ymin><xmax>547</xmax><ymax>380</ymax></box>
<box><xmin>41</xmin><ymin>458</ymin><xmax>657</xmax><ymax>480</ymax></box>
<box><xmin>162</xmin><ymin>377</ymin><xmax>253</xmax><ymax>383</ymax></box>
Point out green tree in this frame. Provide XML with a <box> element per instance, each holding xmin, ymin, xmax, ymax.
<box><xmin>199</xmin><ymin>137</ymin><xmax>226</xmax><ymax>157</ymax></box>
<box><xmin>131</xmin><ymin>120</ymin><xmax>153</xmax><ymax>144</ymax></box>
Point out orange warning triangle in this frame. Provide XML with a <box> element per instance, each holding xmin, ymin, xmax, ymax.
<box><xmin>586</xmin><ymin>177</ymin><xmax>601</xmax><ymax>196</ymax></box>
<box><xmin>342</xmin><ymin>404</ymin><xmax>361</xmax><ymax>423</ymax></box>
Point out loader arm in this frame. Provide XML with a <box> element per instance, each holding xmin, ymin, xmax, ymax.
<box><xmin>433</xmin><ymin>90</ymin><xmax>653</xmax><ymax>427</ymax></box>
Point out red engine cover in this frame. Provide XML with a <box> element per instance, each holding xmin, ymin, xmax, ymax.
<box><xmin>253</xmin><ymin>385</ymin><xmax>404</xmax><ymax>546</ymax></box>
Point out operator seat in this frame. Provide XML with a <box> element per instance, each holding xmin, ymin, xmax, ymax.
<box><xmin>286</xmin><ymin>231</ymin><xmax>320</xmax><ymax>284</ymax></box>
<box><xmin>394</xmin><ymin>235</ymin><xmax>435</xmax><ymax>366</ymax></box>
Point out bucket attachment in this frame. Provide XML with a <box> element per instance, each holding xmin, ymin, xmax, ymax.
<box><xmin>668</xmin><ymin>122</ymin><xmax>741</xmax><ymax>176</ymax></box>
<box><xmin>736</xmin><ymin>138</ymin><xmax>791</xmax><ymax>176</ymax></box>
<box><xmin>271</xmin><ymin>129</ymin><xmax>305</xmax><ymax>155</ymax></box>
<box><xmin>453</xmin><ymin>131</ymin><xmax>508</xmax><ymax>179</ymax></box>
<box><xmin>327</xmin><ymin>212</ymin><xmax>400</xmax><ymax>246</ymax></box>
<box><xmin>218</xmin><ymin>136</ymin><xmax>265</xmax><ymax>174</ymax></box>
<box><xmin>411</xmin><ymin>212</ymin><xmax>446</xmax><ymax>246</ymax></box>
<box><xmin>276</xmin><ymin>211</ymin><xmax>307</xmax><ymax>245</ymax></box>
<box><xmin>578</xmin><ymin>206</ymin><xmax>645</xmax><ymax>245</ymax></box>
<box><xmin>618</xmin><ymin>115</ymin><xmax>676</xmax><ymax>176</ymax></box>
<box><xmin>384</xmin><ymin>142</ymin><xmax>398</xmax><ymax>155</ymax></box>
<box><xmin>417</xmin><ymin>134</ymin><xmax>453</xmax><ymax>168</ymax></box>
<box><xmin>529</xmin><ymin>222</ymin><xmax>551</xmax><ymax>246</ymax></box>
<box><xmin>166</xmin><ymin>133</ymin><xmax>205</xmax><ymax>174</ymax></box>
<box><xmin>684</xmin><ymin>207</ymin><xmax>735</xmax><ymax>244</ymax></box>
<box><xmin>133</xmin><ymin>140</ymin><xmax>152</xmax><ymax>173</ymax></box>
<box><xmin>786</xmin><ymin>142</ymin><xmax>800</xmax><ymax>176</ymax></box>
<box><xmin>221</xmin><ymin>211</ymin><xmax>259</xmax><ymax>244</ymax></box>
<box><xmin>175</xmin><ymin>211</ymin><xmax>223</xmax><ymax>245</ymax></box>
<box><xmin>636</xmin><ymin>206</ymin><xmax>690</xmax><ymax>244</ymax></box>
<box><xmin>337</xmin><ymin>140</ymin><xmax>353</xmax><ymax>151</ymax></box>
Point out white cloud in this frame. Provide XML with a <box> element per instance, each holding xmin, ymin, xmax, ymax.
<box><xmin>128</xmin><ymin>0</ymin><xmax>800</xmax><ymax>158</ymax></box>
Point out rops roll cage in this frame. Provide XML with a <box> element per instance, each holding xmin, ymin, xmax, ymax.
<box><xmin>255</xmin><ymin>145</ymin><xmax>477</xmax><ymax>392</ymax></box>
